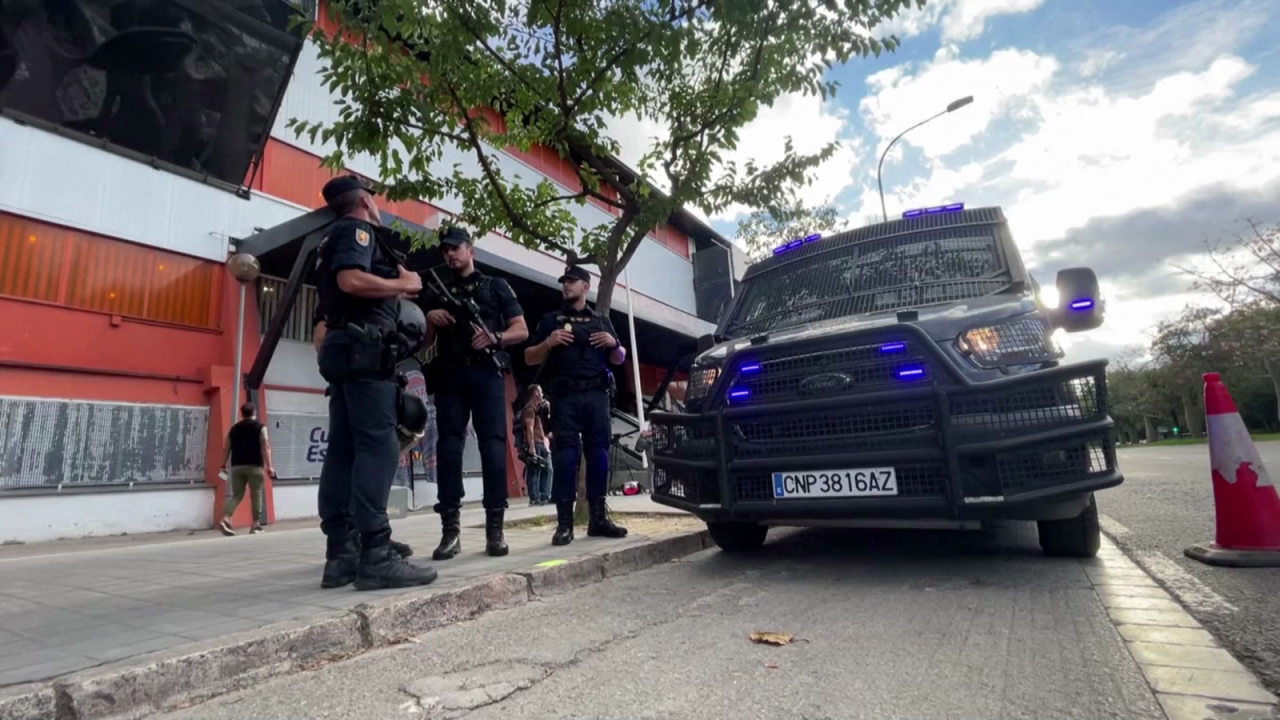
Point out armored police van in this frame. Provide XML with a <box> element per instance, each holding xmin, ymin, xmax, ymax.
<box><xmin>648</xmin><ymin>205</ymin><xmax>1120</xmax><ymax>558</ymax></box>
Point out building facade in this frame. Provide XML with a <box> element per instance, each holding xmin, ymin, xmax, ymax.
<box><xmin>0</xmin><ymin>0</ymin><xmax>741</xmax><ymax>544</ymax></box>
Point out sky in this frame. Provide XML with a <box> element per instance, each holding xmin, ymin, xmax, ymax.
<box><xmin>611</xmin><ymin>0</ymin><xmax>1280</xmax><ymax>364</ymax></box>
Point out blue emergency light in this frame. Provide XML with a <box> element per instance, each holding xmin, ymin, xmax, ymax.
<box><xmin>739</xmin><ymin>363</ymin><xmax>762</xmax><ymax>375</ymax></box>
<box><xmin>896</xmin><ymin>366</ymin><xmax>926</xmax><ymax>380</ymax></box>
<box><xmin>773</xmin><ymin>233</ymin><xmax>824</xmax><ymax>255</ymax></box>
<box><xmin>879</xmin><ymin>342</ymin><xmax>906</xmax><ymax>353</ymax></box>
<box><xmin>902</xmin><ymin>202</ymin><xmax>964</xmax><ymax>219</ymax></box>
<box><xmin>729</xmin><ymin>388</ymin><xmax>751</xmax><ymax>401</ymax></box>
<box><xmin>1069</xmin><ymin>299</ymin><xmax>1094</xmax><ymax>310</ymax></box>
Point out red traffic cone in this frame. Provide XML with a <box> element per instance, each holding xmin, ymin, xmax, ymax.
<box><xmin>1184</xmin><ymin>372</ymin><xmax>1280</xmax><ymax>567</ymax></box>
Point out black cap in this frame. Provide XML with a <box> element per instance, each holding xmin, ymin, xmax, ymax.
<box><xmin>558</xmin><ymin>265</ymin><xmax>591</xmax><ymax>284</ymax></box>
<box><xmin>439</xmin><ymin>226</ymin><xmax>473</xmax><ymax>247</ymax></box>
<box><xmin>321</xmin><ymin>175</ymin><xmax>374</xmax><ymax>207</ymax></box>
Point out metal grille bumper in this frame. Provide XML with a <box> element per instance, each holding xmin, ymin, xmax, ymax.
<box><xmin>650</xmin><ymin>329</ymin><xmax>1120</xmax><ymax>519</ymax></box>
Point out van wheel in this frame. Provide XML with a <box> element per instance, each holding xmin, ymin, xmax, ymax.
<box><xmin>707</xmin><ymin>521</ymin><xmax>768</xmax><ymax>552</ymax></box>
<box><xmin>1038</xmin><ymin>494</ymin><xmax>1101</xmax><ymax>558</ymax></box>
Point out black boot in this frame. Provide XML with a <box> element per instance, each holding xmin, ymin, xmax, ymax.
<box><xmin>552</xmin><ymin>501</ymin><xmax>575</xmax><ymax>546</ymax></box>
<box><xmin>321</xmin><ymin>534</ymin><xmax>359</xmax><ymax>589</ymax></box>
<box><xmin>485</xmin><ymin>509</ymin><xmax>509</xmax><ymax>556</ymax></box>
<box><xmin>433</xmin><ymin>509</ymin><xmax>462</xmax><ymax>561</ymax></box>
<box><xmin>390</xmin><ymin>539</ymin><xmax>414</xmax><ymax>558</ymax></box>
<box><xmin>587</xmin><ymin>498</ymin><xmax>628</xmax><ymax>539</ymax></box>
<box><xmin>354</xmin><ymin>531</ymin><xmax>438</xmax><ymax>591</ymax></box>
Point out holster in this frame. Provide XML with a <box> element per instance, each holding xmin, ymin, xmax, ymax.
<box><xmin>318</xmin><ymin>323</ymin><xmax>397</xmax><ymax>385</ymax></box>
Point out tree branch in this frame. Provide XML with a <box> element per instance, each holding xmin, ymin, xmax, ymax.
<box><xmin>449</xmin><ymin>8</ymin><xmax>542</xmax><ymax>96</ymax></box>
<box><xmin>444</xmin><ymin>76</ymin><xmax>578</xmax><ymax>257</ymax></box>
<box><xmin>551</xmin><ymin>0</ymin><xmax>570</xmax><ymax>115</ymax></box>
<box><xmin>566</xmin><ymin>0</ymin><xmax>713</xmax><ymax>115</ymax></box>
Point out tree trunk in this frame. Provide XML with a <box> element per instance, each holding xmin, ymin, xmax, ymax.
<box><xmin>1182</xmin><ymin>391</ymin><xmax>1205</xmax><ymax>438</ymax></box>
<box><xmin>1266</xmin><ymin>357</ymin><xmax>1280</xmax><ymax>428</ymax></box>
<box><xmin>574</xmin><ymin>451</ymin><xmax>589</xmax><ymax>524</ymax></box>
<box><xmin>595</xmin><ymin>264</ymin><xmax>618</xmax><ymax>315</ymax></box>
<box><xmin>1143</xmin><ymin>416</ymin><xmax>1158</xmax><ymax>443</ymax></box>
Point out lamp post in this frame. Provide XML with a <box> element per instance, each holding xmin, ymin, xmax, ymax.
<box><xmin>226</xmin><ymin>253</ymin><xmax>261</xmax><ymax>422</ymax></box>
<box><xmin>877</xmin><ymin>95</ymin><xmax>974</xmax><ymax>222</ymax></box>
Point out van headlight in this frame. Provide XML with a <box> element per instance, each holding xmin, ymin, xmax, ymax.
<box><xmin>955</xmin><ymin>316</ymin><xmax>1063</xmax><ymax>369</ymax></box>
<box><xmin>684</xmin><ymin>366</ymin><xmax>721</xmax><ymax>404</ymax></box>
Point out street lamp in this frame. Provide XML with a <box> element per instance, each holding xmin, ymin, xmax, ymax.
<box><xmin>226</xmin><ymin>253</ymin><xmax>261</xmax><ymax>423</ymax></box>
<box><xmin>876</xmin><ymin>95</ymin><xmax>974</xmax><ymax>222</ymax></box>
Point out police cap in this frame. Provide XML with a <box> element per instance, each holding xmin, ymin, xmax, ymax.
<box><xmin>321</xmin><ymin>175</ymin><xmax>375</xmax><ymax>207</ymax></box>
<box><xmin>558</xmin><ymin>265</ymin><xmax>591</xmax><ymax>284</ymax></box>
<box><xmin>439</xmin><ymin>226</ymin><xmax>473</xmax><ymax>247</ymax></box>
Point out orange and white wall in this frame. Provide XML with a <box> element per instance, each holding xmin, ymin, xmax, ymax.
<box><xmin>0</xmin><ymin>2</ymin><xmax>713</xmax><ymax>544</ymax></box>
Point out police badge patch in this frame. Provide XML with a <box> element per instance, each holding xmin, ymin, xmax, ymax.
<box><xmin>355</xmin><ymin>229</ymin><xmax>370</xmax><ymax>247</ymax></box>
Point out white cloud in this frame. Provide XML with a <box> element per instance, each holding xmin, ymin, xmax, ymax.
<box><xmin>1077</xmin><ymin>50</ymin><xmax>1123</xmax><ymax>78</ymax></box>
<box><xmin>876</xmin><ymin>0</ymin><xmax>1047</xmax><ymax>43</ymax></box>
<box><xmin>861</xmin><ymin>49</ymin><xmax>1058</xmax><ymax>159</ymax></box>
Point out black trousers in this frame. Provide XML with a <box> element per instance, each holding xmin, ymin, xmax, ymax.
<box><xmin>550</xmin><ymin>389</ymin><xmax>611</xmax><ymax>504</ymax></box>
<box><xmin>316</xmin><ymin>378</ymin><xmax>399</xmax><ymax>542</ymax></box>
<box><xmin>433</xmin><ymin>363</ymin><xmax>509</xmax><ymax>512</ymax></box>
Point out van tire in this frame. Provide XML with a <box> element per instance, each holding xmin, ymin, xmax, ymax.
<box><xmin>1037</xmin><ymin>493</ymin><xmax>1101</xmax><ymax>558</ymax></box>
<box><xmin>707</xmin><ymin>521</ymin><xmax>769</xmax><ymax>552</ymax></box>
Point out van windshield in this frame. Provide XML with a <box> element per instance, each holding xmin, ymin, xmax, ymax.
<box><xmin>723</xmin><ymin>225</ymin><xmax>1012</xmax><ymax>338</ymax></box>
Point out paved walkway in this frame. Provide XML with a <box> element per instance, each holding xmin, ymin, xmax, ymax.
<box><xmin>0</xmin><ymin>496</ymin><xmax>681</xmax><ymax>688</ymax></box>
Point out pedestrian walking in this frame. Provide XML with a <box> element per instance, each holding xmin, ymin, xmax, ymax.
<box><xmin>524</xmin><ymin>265</ymin><xmax>629</xmax><ymax>545</ymax></box>
<box><xmin>219</xmin><ymin>403</ymin><xmax>273</xmax><ymax>536</ymax></box>
<box><xmin>313</xmin><ymin>175</ymin><xmax>437</xmax><ymax>591</ymax></box>
<box><xmin>520</xmin><ymin>385</ymin><xmax>553</xmax><ymax>505</ymax></box>
<box><xmin>421</xmin><ymin>226</ymin><xmax>528</xmax><ymax>559</ymax></box>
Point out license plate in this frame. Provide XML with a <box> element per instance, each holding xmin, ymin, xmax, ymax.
<box><xmin>772</xmin><ymin>468</ymin><xmax>899</xmax><ymax>499</ymax></box>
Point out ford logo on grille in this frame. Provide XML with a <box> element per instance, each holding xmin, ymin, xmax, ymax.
<box><xmin>799</xmin><ymin>372</ymin><xmax>852</xmax><ymax>395</ymax></box>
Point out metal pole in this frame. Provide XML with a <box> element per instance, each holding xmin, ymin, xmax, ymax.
<box><xmin>231</xmin><ymin>282</ymin><xmax>246</xmax><ymax>421</ymax></box>
<box><xmin>726</xmin><ymin>244</ymin><xmax>735</xmax><ymax>298</ymax></box>
<box><xmin>875</xmin><ymin>96</ymin><xmax>974</xmax><ymax>222</ymax></box>
<box><xmin>623</xmin><ymin>267</ymin><xmax>647</xmax><ymax>470</ymax></box>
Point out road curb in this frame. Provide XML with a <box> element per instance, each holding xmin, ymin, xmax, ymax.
<box><xmin>0</xmin><ymin>529</ymin><xmax>710</xmax><ymax>720</ymax></box>
<box><xmin>1094</xmin><ymin>533</ymin><xmax>1279</xmax><ymax>717</ymax></box>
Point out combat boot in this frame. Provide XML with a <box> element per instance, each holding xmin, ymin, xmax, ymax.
<box><xmin>433</xmin><ymin>509</ymin><xmax>462</xmax><ymax>560</ymax></box>
<box><xmin>552</xmin><ymin>501</ymin><xmax>575</xmax><ymax>546</ymax></box>
<box><xmin>587</xmin><ymin>498</ymin><xmax>628</xmax><ymax>539</ymax></box>
<box><xmin>390</xmin><ymin>539</ymin><xmax>414</xmax><ymax>558</ymax></box>
<box><xmin>485</xmin><ymin>509</ymin><xmax>509</xmax><ymax>556</ymax></box>
<box><xmin>354</xmin><ymin>531</ymin><xmax>438</xmax><ymax>591</ymax></box>
<box><xmin>320</xmin><ymin>535</ymin><xmax>359</xmax><ymax>589</ymax></box>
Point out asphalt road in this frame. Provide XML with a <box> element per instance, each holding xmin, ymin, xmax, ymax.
<box><xmin>149</xmin><ymin>525</ymin><xmax>1164</xmax><ymax>720</ymax></box>
<box><xmin>1105</xmin><ymin>441</ymin><xmax>1280</xmax><ymax>697</ymax></box>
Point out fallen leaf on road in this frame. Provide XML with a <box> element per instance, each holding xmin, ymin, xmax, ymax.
<box><xmin>749</xmin><ymin>631</ymin><xmax>795</xmax><ymax>646</ymax></box>
<box><xmin>765</xmin><ymin>663</ymin><xmax>779</xmax><ymax>669</ymax></box>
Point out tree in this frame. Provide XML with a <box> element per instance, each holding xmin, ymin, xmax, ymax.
<box><xmin>1172</xmin><ymin>220</ymin><xmax>1280</xmax><ymax>424</ymax></box>
<box><xmin>293</xmin><ymin>0</ymin><xmax>918</xmax><ymax>313</ymax></box>
<box><xmin>735</xmin><ymin>198</ymin><xmax>848</xmax><ymax>261</ymax></box>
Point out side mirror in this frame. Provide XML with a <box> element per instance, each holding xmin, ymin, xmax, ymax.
<box><xmin>1052</xmin><ymin>267</ymin><xmax>1105</xmax><ymax>332</ymax></box>
<box><xmin>696</xmin><ymin>333</ymin><xmax>716</xmax><ymax>354</ymax></box>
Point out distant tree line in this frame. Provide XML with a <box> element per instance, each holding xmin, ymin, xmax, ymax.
<box><xmin>1107</xmin><ymin>220</ymin><xmax>1280</xmax><ymax>442</ymax></box>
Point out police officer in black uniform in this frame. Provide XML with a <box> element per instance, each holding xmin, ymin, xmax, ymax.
<box><xmin>421</xmin><ymin>227</ymin><xmax>528</xmax><ymax>559</ymax></box>
<box><xmin>313</xmin><ymin>175</ymin><xmax>437</xmax><ymax>591</ymax></box>
<box><xmin>525</xmin><ymin>265</ymin><xmax>629</xmax><ymax>545</ymax></box>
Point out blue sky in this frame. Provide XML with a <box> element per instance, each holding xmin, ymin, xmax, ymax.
<box><xmin>665</xmin><ymin>0</ymin><xmax>1280</xmax><ymax>362</ymax></box>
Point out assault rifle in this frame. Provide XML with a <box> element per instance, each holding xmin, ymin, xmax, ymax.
<box><xmin>424</xmin><ymin>267</ymin><xmax>510</xmax><ymax>375</ymax></box>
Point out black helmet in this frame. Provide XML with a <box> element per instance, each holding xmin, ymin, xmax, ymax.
<box><xmin>396</xmin><ymin>298</ymin><xmax>427</xmax><ymax>349</ymax></box>
<box><xmin>396</xmin><ymin>389</ymin><xmax>429</xmax><ymax>455</ymax></box>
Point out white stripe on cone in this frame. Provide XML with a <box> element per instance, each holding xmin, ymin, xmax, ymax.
<box><xmin>1207</xmin><ymin>413</ymin><xmax>1274</xmax><ymax>489</ymax></box>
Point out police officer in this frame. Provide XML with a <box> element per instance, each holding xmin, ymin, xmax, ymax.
<box><xmin>313</xmin><ymin>175</ymin><xmax>437</xmax><ymax>591</ymax></box>
<box><xmin>421</xmin><ymin>227</ymin><xmax>528</xmax><ymax>559</ymax></box>
<box><xmin>525</xmin><ymin>265</ymin><xmax>629</xmax><ymax>545</ymax></box>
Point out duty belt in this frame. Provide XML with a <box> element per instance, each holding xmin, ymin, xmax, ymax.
<box><xmin>553</xmin><ymin>375</ymin><xmax>608</xmax><ymax>393</ymax></box>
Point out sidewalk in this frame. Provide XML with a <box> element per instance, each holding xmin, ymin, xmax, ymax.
<box><xmin>0</xmin><ymin>495</ymin><xmax>685</xmax><ymax>689</ymax></box>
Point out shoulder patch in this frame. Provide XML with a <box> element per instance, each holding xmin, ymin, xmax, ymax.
<box><xmin>355</xmin><ymin>229</ymin><xmax>370</xmax><ymax>247</ymax></box>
